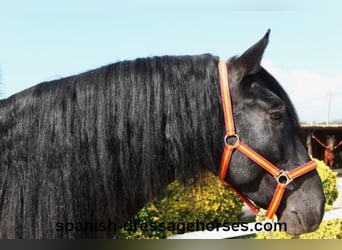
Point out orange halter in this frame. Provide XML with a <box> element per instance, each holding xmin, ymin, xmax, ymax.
<box><xmin>217</xmin><ymin>61</ymin><xmax>317</xmax><ymax>219</ymax></box>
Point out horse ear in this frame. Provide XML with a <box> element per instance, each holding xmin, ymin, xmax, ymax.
<box><xmin>229</xmin><ymin>29</ymin><xmax>270</xmax><ymax>83</ymax></box>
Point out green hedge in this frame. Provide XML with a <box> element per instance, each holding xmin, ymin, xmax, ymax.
<box><xmin>255</xmin><ymin>158</ymin><xmax>341</xmax><ymax>239</ymax></box>
<box><xmin>315</xmin><ymin>158</ymin><xmax>339</xmax><ymax>206</ymax></box>
<box><xmin>117</xmin><ymin>172</ymin><xmax>243</xmax><ymax>239</ymax></box>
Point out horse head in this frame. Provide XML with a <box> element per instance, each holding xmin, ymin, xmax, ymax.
<box><xmin>221</xmin><ymin>31</ymin><xmax>325</xmax><ymax>235</ymax></box>
<box><xmin>326</xmin><ymin>135</ymin><xmax>336</xmax><ymax>150</ymax></box>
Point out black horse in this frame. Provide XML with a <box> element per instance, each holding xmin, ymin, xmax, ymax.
<box><xmin>0</xmin><ymin>31</ymin><xmax>324</xmax><ymax>238</ymax></box>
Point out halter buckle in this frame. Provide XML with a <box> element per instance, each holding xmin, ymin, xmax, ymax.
<box><xmin>276</xmin><ymin>170</ymin><xmax>292</xmax><ymax>186</ymax></box>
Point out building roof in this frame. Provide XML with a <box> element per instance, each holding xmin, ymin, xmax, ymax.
<box><xmin>301</xmin><ymin>123</ymin><xmax>342</xmax><ymax>130</ymax></box>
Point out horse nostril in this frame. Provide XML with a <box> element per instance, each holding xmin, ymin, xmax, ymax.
<box><xmin>291</xmin><ymin>210</ymin><xmax>302</xmax><ymax>222</ymax></box>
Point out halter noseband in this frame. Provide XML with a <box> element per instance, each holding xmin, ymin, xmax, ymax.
<box><xmin>217</xmin><ymin>61</ymin><xmax>317</xmax><ymax>219</ymax></box>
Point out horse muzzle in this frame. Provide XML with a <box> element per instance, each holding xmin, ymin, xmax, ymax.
<box><xmin>277</xmin><ymin>173</ymin><xmax>325</xmax><ymax>234</ymax></box>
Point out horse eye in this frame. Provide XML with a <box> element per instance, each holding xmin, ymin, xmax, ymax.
<box><xmin>270</xmin><ymin>110</ymin><xmax>282</xmax><ymax>121</ymax></box>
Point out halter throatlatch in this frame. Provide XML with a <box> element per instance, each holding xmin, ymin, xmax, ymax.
<box><xmin>217</xmin><ymin>61</ymin><xmax>317</xmax><ymax>219</ymax></box>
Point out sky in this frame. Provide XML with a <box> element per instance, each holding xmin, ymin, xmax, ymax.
<box><xmin>1</xmin><ymin>0</ymin><xmax>342</xmax><ymax>123</ymax></box>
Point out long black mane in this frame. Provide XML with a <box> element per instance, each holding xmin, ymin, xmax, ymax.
<box><xmin>0</xmin><ymin>54</ymin><xmax>227</xmax><ymax>238</ymax></box>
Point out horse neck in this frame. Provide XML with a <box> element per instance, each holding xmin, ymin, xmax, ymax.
<box><xmin>109</xmin><ymin>56</ymin><xmax>225</xmax><ymax>221</ymax></box>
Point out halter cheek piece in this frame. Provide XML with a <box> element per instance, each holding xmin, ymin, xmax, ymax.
<box><xmin>217</xmin><ymin>61</ymin><xmax>317</xmax><ymax>219</ymax></box>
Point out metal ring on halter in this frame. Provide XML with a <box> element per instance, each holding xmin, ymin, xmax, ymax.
<box><xmin>276</xmin><ymin>170</ymin><xmax>292</xmax><ymax>185</ymax></box>
<box><xmin>224</xmin><ymin>134</ymin><xmax>240</xmax><ymax>148</ymax></box>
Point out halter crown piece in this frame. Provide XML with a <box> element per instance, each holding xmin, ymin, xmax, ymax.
<box><xmin>217</xmin><ymin>61</ymin><xmax>317</xmax><ymax>219</ymax></box>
